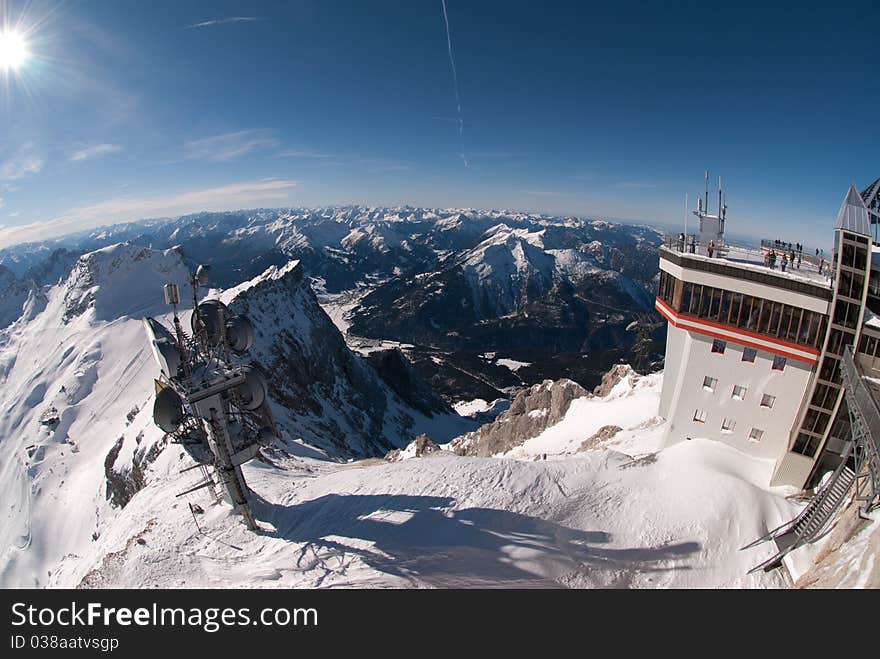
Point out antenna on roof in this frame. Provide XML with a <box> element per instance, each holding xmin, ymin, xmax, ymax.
<box><xmin>684</xmin><ymin>193</ymin><xmax>688</xmax><ymax>241</ymax></box>
<box><xmin>705</xmin><ymin>170</ymin><xmax>710</xmax><ymax>216</ymax></box>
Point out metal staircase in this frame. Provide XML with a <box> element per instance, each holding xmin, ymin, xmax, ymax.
<box><xmin>744</xmin><ymin>346</ymin><xmax>879</xmax><ymax>573</ymax></box>
<box><xmin>841</xmin><ymin>346</ymin><xmax>880</xmax><ymax>515</ymax></box>
<box><xmin>744</xmin><ymin>456</ymin><xmax>855</xmax><ymax>573</ymax></box>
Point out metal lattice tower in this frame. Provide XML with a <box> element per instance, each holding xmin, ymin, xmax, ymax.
<box><xmin>144</xmin><ymin>266</ymin><xmax>277</xmax><ymax>531</ymax></box>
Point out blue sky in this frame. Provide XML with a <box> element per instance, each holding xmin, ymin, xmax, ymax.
<box><xmin>0</xmin><ymin>0</ymin><xmax>877</xmax><ymax>248</ymax></box>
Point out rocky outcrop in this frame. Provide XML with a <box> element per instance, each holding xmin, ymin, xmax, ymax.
<box><xmin>451</xmin><ymin>378</ymin><xmax>588</xmax><ymax>457</ymax></box>
<box><xmin>104</xmin><ymin>433</ymin><xmax>167</xmax><ymax>509</ymax></box>
<box><xmin>364</xmin><ymin>348</ymin><xmax>453</xmax><ymax>417</ymax></box>
<box><xmin>579</xmin><ymin>425</ymin><xmax>622</xmax><ymax>451</ymax></box>
<box><xmin>0</xmin><ymin>265</ymin><xmax>35</xmax><ymax>330</ymax></box>
<box><xmin>384</xmin><ymin>434</ymin><xmax>442</xmax><ymax>461</ymax></box>
<box><xmin>222</xmin><ymin>260</ymin><xmax>467</xmax><ymax>459</ymax></box>
<box><xmin>593</xmin><ymin>364</ymin><xmax>638</xmax><ymax>397</ymax></box>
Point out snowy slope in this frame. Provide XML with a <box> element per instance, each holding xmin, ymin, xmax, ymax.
<box><xmin>0</xmin><ymin>244</ymin><xmax>193</xmax><ymax>588</ymax></box>
<box><xmin>0</xmin><ymin>239</ymin><xmax>816</xmax><ymax>590</ymax></box>
<box><xmin>0</xmin><ymin>244</ymin><xmax>473</xmax><ymax>587</ymax></box>
<box><xmin>46</xmin><ymin>370</ymin><xmax>797</xmax><ymax>589</ymax></box>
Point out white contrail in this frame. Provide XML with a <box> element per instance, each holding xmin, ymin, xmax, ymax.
<box><xmin>440</xmin><ymin>0</ymin><xmax>468</xmax><ymax>168</ymax></box>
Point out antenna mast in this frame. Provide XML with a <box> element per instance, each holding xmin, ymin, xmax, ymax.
<box><xmin>705</xmin><ymin>170</ymin><xmax>710</xmax><ymax>216</ymax></box>
<box><xmin>144</xmin><ymin>265</ymin><xmax>276</xmax><ymax>533</ymax></box>
<box><xmin>684</xmin><ymin>193</ymin><xmax>688</xmax><ymax>244</ymax></box>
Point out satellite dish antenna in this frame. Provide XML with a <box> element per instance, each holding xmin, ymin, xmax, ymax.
<box><xmin>192</xmin><ymin>299</ymin><xmax>228</xmax><ymax>346</ymax></box>
<box><xmin>225</xmin><ymin>315</ymin><xmax>255</xmax><ymax>353</ymax></box>
<box><xmin>143</xmin><ymin>317</ymin><xmax>181</xmax><ymax>379</ymax></box>
<box><xmin>153</xmin><ymin>386</ymin><xmax>185</xmax><ymax>433</ymax></box>
<box><xmin>236</xmin><ymin>366</ymin><xmax>267</xmax><ymax>411</ymax></box>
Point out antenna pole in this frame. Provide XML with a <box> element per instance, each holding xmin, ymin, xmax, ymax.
<box><xmin>705</xmin><ymin>170</ymin><xmax>709</xmax><ymax>216</ymax></box>
<box><xmin>684</xmin><ymin>193</ymin><xmax>688</xmax><ymax>245</ymax></box>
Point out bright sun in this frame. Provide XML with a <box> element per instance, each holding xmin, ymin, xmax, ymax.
<box><xmin>0</xmin><ymin>30</ymin><xmax>29</xmax><ymax>71</ymax></box>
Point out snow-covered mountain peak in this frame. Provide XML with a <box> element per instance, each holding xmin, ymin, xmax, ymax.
<box><xmin>61</xmin><ymin>243</ymin><xmax>191</xmax><ymax>322</ymax></box>
<box><xmin>219</xmin><ymin>259</ymin><xmax>302</xmax><ymax>304</ymax></box>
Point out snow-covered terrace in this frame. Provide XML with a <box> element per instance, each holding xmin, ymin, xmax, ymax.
<box><xmin>660</xmin><ymin>237</ymin><xmax>832</xmax><ymax>289</ymax></box>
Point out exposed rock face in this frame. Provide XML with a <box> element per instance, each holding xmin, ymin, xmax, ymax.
<box><xmin>451</xmin><ymin>378</ymin><xmax>588</xmax><ymax>457</ymax></box>
<box><xmin>593</xmin><ymin>364</ymin><xmax>638</xmax><ymax>397</ymax></box>
<box><xmin>0</xmin><ymin>265</ymin><xmax>35</xmax><ymax>330</ymax></box>
<box><xmin>385</xmin><ymin>434</ymin><xmax>442</xmax><ymax>461</ymax></box>
<box><xmin>364</xmin><ymin>348</ymin><xmax>452</xmax><ymax>417</ymax></box>
<box><xmin>221</xmin><ymin>260</ymin><xmax>468</xmax><ymax>459</ymax></box>
<box><xmin>579</xmin><ymin>425</ymin><xmax>622</xmax><ymax>451</ymax></box>
<box><xmin>104</xmin><ymin>433</ymin><xmax>167</xmax><ymax>509</ymax></box>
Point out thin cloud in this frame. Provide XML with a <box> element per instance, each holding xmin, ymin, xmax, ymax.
<box><xmin>613</xmin><ymin>181</ymin><xmax>657</xmax><ymax>189</ymax></box>
<box><xmin>185</xmin><ymin>130</ymin><xmax>278</xmax><ymax>162</ymax></box>
<box><xmin>469</xmin><ymin>151</ymin><xmax>527</xmax><ymax>159</ymax></box>
<box><xmin>520</xmin><ymin>189</ymin><xmax>575</xmax><ymax>197</ymax></box>
<box><xmin>276</xmin><ymin>148</ymin><xmax>410</xmax><ymax>173</ymax></box>
<box><xmin>69</xmin><ymin>143</ymin><xmax>124</xmax><ymax>162</ymax></box>
<box><xmin>186</xmin><ymin>17</ymin><xmax>260</xmax><ymax>29</ymax></box>
<box><xmin>0</xmin><ymin>143</ymin><xmax>44</xmax><ymax>181</ymax></box>
<box><xmin>0</xmin><ymin>179</ymin><xmax>298</xmax><ymax>248</ymax></box>
<box><xmin>440</xmin><ymin>0</ymin><xmax>468</xmax><ymax>168</ymax></box>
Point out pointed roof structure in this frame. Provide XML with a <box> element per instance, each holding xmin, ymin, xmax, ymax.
<box><xmin>835</xmin><ymin>183</ymin><xmax>871</xmax><ymax>236</ymax></box>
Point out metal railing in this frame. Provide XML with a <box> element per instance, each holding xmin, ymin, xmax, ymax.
<box><xmin>661</xmin><ymin>234</ymin><xmax>728</xmax><ymax>257</ymax></box>
<box><xmin>760</xmin><ymin>239</ymin><xmax>824</xmax><ymax>269</ymax></box>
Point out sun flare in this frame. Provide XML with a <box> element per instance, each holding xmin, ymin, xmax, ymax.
<box><xmin>0</xmin><ymin>30</ymin><xmax>29</xmax><ymax>71</ymax></box>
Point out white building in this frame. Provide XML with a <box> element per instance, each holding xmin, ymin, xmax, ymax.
<box><xmin>656</xmin><ymin>177</ymin><xmax>880</xmax><ymax>488</ymax></box>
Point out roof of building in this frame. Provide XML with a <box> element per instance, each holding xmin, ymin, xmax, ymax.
<box><xmin>835</xmin><ymin>183</ymin><xmax>872</xmax><ymax>236</ymax></box>
<box><xmin>659</xmin><ymin>243</ymin><xmax>832</xmax><ymax>299</ymax></box>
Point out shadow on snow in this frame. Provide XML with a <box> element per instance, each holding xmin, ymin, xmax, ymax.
<box><xmin>250</xmin><ymin>493</ymin><xmax>700</xmax><ymax>587</ymax></box>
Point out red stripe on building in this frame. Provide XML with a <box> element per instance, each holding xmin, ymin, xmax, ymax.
<box><xmin>655</xmin><ymin>297</ymin><xmax>820</xmax><ymax>365</ymax></box>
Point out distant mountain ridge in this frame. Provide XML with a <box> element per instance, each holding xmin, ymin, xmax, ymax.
<box><xmin>0</xmin><ymin>207</ymin><xmax>666</xmax><ymax>398</ymax></box>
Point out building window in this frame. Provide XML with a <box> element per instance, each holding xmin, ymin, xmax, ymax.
<box><xmin>702</xmin><ymin>376</ymin><xmax>717</xmax><ymax>392</ymax></box>
<box><xmin>760</xmin><ymin>394</ymin><xmax>776</xmax><ymax>409</ymax></box>
<box><xmin>772</xmin><ymin>356</ymin><xmax>786</xmax><ymax>371</ymax></box>
<box><xmin>742</xmin><ymin>347</ymin><xmax>757</xmax><ymax>363</ymax></box>
<box><xmin>732</xmin><ymin>385</ymin><xmax>747</xmax><ymax>400</ymax></box>
<box><xmin>748</xmin><ymin>428</ymin><xmax>764</xmax><ymax>443</ymax></box>
<box><xmin>711</xmin><ymin>339</ymin><xmax>726</xmax><ymax>354</ymax></box>
<box><xmin>721</xmin><ymin>418</ymin><xmax>736</xmax><ymax>433</ymax></box>
<box><xmin>693</xmin><ymin>409</ymin><xmax>707</xmax><ymax>424</ymax></box>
